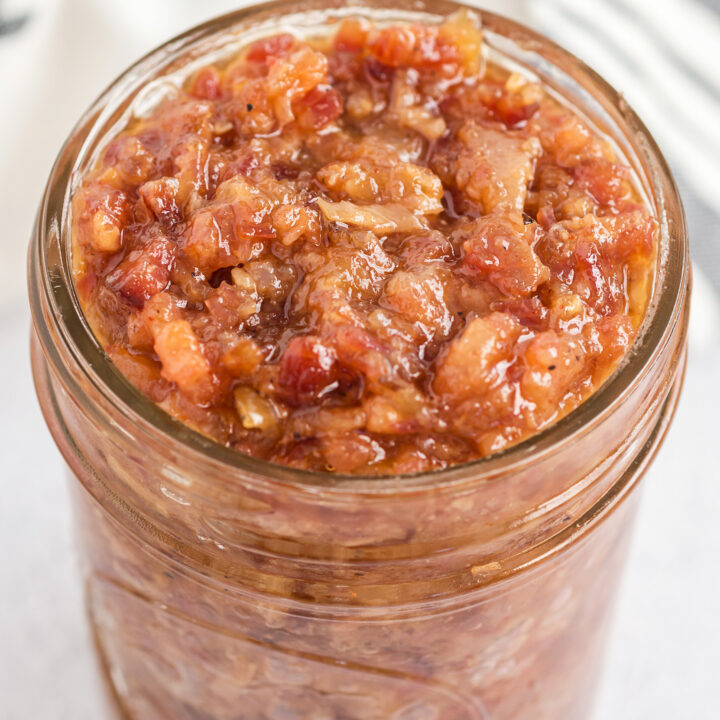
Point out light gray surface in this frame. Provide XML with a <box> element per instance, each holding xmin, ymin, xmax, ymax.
<box><xmin>1</xmin><ymin>1</ymin><xmax>719</xmax><ymax>718</ymax></box>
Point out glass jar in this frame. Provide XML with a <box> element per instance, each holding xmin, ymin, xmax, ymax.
<box><xmin>29</xmin><ymin>1</ymin><xmax>690</xmax><ymax>718</ymax></box>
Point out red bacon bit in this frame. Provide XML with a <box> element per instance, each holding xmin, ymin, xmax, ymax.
<box><xmin>573</xmin><ymin>158</ymin><xmax>632</xmax><ymax>208</ymax></box>
<box><xmin>73</xmin><ymin>184</ymin><xmax>132</xmax><ymax>254</ymax></box>
<box><xmin>107</xmin><ymin>237</ymin><xmax>176</xmax><ymax>307</ymax></box>
<box><xmin>491</xmin><ymin>297</ymin><xmax>550</xmax><ymax>331</ymax></box>
<box><xmin>183</xmin><ymin>206</ymin><xmax>238</xmax><ymax>274</ymax></box>
<box><xmin>574</xmin><ymin>242</ymin><xmax>625</xmax><ymax>315</ymax></box>
<box><xmin>333</xmin><ymin>325</ymin><xmax>391</xmax><ymax>388</ymax></box>
<box><xmin>183</xmin><ymin>204</ymin><xmax>274</xmax><ymax>275</ymax></box>
<box><xmin>399</xmin><ymin>232</ymin><xmax>455</xmax><ymax>265</ymax></box>
<box><xmin>368</xmin><ymin>25</ymin><xmax>458</xmax><ymax>68</ymax></box>
<box><xmin>139</xmin><ymin>177</ymin><xmax>182</xmax><ymax>227</ymax></box>
<box><xmin>153</xmin><ymin>319</ymin><xmax>216</xmax><ymax>404</ymax></box>
<box><xmin>609</xmin><ymin>211</ymin><xmax>656</xmax><ymax>260</ymax></box>
<box><xmin>484</xmin><ymin>87</ymin><xmax>539</xmax><ymax>128</ymax></box>
<box><xmin>296</xmin><ymin>85</ymin><xmax>343</xmax><ymax>130</ymax></box>
<box><xmin>101</xmin><ymin>136</ymin><xmax>153</xmax><ymax>183</ymax></box>
<box><xmin>334</xmin><ymin>325</ymin><xmax>384</xmax><ymax>360</ymax></box>
<box><xmin>277</xmin><ymin>335</ymin><xmax>342</xmax><ymax>405</ymax></box>
<box><xmin>246</xmin><ymin>33</ymin><xmax>296</xmax><ymax>64</ymax></box>
<box><xmin>536</xmin><ymin>205</ymin><xmax>557</xmax><ymax>231</ymax></box>
<box><xmin>594</xmin><ymin>315</ymin><xmax>634</xmax><ymax>365</ymax></box>
<box><xmin>363</xmin><ymin>57</ymin><xmax>394</xmax><ymax>86</ymax></box>
<box><xmin>460</xmin><ymin>217</ymin><xmax>550</xmax><ymax>298</ymax></box>
<box><xmin>204</xmin><ymin>283</ymin><xmax>258</xmax><ymax>330</ymax></box>
<box><xmin>521</xmin><ymin>330</ymin><xmax>586</xmax><ymax>410</ymax></box>
<box><xmin>334</xmin><ymin>19</ymin><xmax>372</xmax><ymax>53</ymax></box>
<box><xmin>189</xmin><ymin>66</ymin><xmax>222</xmax><ymax>100</ymax></box>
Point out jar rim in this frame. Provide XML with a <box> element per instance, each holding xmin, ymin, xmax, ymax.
<box><xmin>29</xmin><ymin>0</ymin><xmax>690</xmax><ymax>492</ymax></box>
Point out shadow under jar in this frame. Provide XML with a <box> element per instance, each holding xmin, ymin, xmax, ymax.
<box><xmin>29</xmin><ymin>1</ymin><xmax>690</xmax><ymax>718</ymax></box>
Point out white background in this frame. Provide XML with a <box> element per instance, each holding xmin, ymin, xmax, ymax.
<box><xmin>1</xmin><ymin>1</ymin><xmax>718</xmax><ymax>718</ymax></box>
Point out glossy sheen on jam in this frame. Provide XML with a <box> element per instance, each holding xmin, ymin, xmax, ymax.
<box><xmin>71</xmin><ymin>11</ymin><xmax>656</xmax><ymax>474</ymax></box>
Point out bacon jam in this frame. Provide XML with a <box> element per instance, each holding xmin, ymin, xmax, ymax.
<box><xmin>71</xmin><ymin>11</ymin><xmax>656</xmax><ymax>474</ymax></box>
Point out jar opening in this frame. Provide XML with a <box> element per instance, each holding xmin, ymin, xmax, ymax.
<box><xmin>29</xmin><ymin>0</ymin><xmax>689</xmax><ymax>491</ymax></box>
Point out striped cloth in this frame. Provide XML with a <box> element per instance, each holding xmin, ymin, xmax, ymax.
<box><xmin>533</xmin><ymin>0</ymin><xmax>720</xmax><ymax>207</ymax></box>
<box><xmin>525</xmin><ymin>0</ymin><xmax>720</xmax><ymax>305</ymax></box>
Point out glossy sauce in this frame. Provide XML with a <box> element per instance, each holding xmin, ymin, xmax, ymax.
<box><xmin>72</xmin><ymin>11</ymin><xmax>656</xmax><ymax>474</ymax></box>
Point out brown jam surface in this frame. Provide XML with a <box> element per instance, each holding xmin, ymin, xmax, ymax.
<box><xmin>72</xmin><ymin>11</ymin><xmax>656</xmax><ymax>475</ymax></box>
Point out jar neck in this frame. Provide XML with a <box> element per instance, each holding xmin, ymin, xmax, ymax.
<box><xmin>30</xmin><ymin>296</ymin><xmax>688</xmax><ymax>603</ymax></box>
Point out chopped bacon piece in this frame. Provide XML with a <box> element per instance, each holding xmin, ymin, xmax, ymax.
<box><xmin>278</xmin><ymin>335</ymin><xmax>347</xmax><ymax>405</ymax></box>
<box><xmin>382</xmin><ymin>266</ymin><xmax>453</xmax><ymax>340</ymax></box>
<box><xmin>491</xmin><ymin>297</ymin><xmax>550</xmax><ymax>331</ymax></box>
<box><xmin>573</xmin><ymin>158</ymin><xmax>633</xmax><ymax>208</ymax></box>
<box><xmin>246</xmin><ymin>33</ymin><xmax>296</xmax><ymax>65</ymax></box>
<box><xmin>265</xmin><ymin>47</ymin><xmax>329</xmax><ymax>124</ymax></box>
<box><xmin>319</xmin><ymin>432</ymin><xmax>386</xmax><ymax>472</ymax></box>
<box><xmin>234</xmin><ymin>80</ymin><xmax>276</xmax><ymax>135</ymax></box>
<box><xmin>272</xmin><ymin>204</ymin><xmax>321</xmax><ymax>246</ymax></box>
<box><xmin>102</xmin><ymin>136</ymin><xmax>155</xmax><ymax>186</ymax></box>
<box><xmin>365</xmin><ymin>386</ymin><xmax>434</xmax><ymax>434</ymax></box>
<box><xmin>433</xmin><ymin>313</ymin><xmax>520</xmax><ymax>400</ymax></box>
<box><xmin>458</xmin><ymin>215</ymin><xmax>550</xmax><ymax>297</ymax></box>
<box><xmin>318</xmin><ymin>160</ymin><xmax>443</xmax><ymax>214</ymax></box>
<box><xmin>183</xmin><ymin>205</ymin><xmax>242</xmax><ymax>274</ymax></box>
<box><xmin>220</xmin><ymin>336</ymin><xmax>264</xmax><ymax>377</ymax></box>
<box><xmin>107</xmin><ymin>237</ymin><xmax>176</xmax><ymax>307</ymax></box>
<box><xmin>593</xmin><ymin>314</ymin><xmax>634</xmax><ymax>366</ymax></box>
<box><xmin>542</xmin><ymin>115</ymin><xmax>599</xmax><ymax>168</ymax></box>
<box><xmin>73</xmin><ymin>185</ymin><xmax>131</xmax><ymax>254</ymax></box>
<box><xmin>486</xmin><ymin>90</ymin><xmax>540</xmax><ymax>128</ymax></box>
<box><xmin>204</xmin><ymin>282</ymin><xmax>259</xmax><ymax>330</ymax></box>
<box><xmin>153</xmin><ymin>319</ymin><xmax>215</xmax><ymax>403</ymax></box>
<box><xmin>433</xmin><ymin>121</ymin><xmax>541</xmax><ymax>213</ymax></box>
<box><xmin>183</xmin><ymin>177</ymin><xmax>275</xmax><ymax>274</ymax></box>
<box><xmin>438</xmin><ymin>9</ymin><xmax>484</xmax><ymax>75</ymax></box>
<box><xmin>334</xmin><ymin>18</ymin><xmax>372</xmax><ymax>53</ymax></box>
<box><xmin>390</xmin><ymin>70</ymin><xmax>447</xmax><ymax>141</ymax></box>
<box><xmin>368</xmin><ymin>25</ymin><xmax>458</xmax><ymax>68</ymax></box>
<box><xmin>398</xmin><ymin>232</ymin><xmax>455</xmax><ymax>265</ymax></box>
<box><xmin>520</xmin><ymin>330</ymin><xmax>587</xmax><ymax>414</ymax></box>
<box><xmin>139</xmin><ymin>177</ymin><xmax>183</xmax><ymax>226</ymax></box>
<box><xmin>538</xmin><ymin>212</ymin><xmax>655</xmax><ymax>314</ymax></box>
<box><xmin>574</xmin><ymin>241</ymin><xmax>626</xmax><ymax>315</ymax></box>
<box><xmin>189</xmin><ymin>66</ymin><xmax>222</xmax><ymax>100</ymax></box>
<box><xmin>332</xmin><ymin>325</ymin><xmax>392</xmax><ymax>389</ymax></box>
<box><xmin>296</xmin><ymin>85</ymin><xmax>343</xmax><ymax>130</ymax></box>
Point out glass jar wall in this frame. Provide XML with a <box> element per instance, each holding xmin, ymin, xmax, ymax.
<box><xmin>29</xmin><ymin>2</ymin><xmax>690</xmax><ymax>718</ymax></box>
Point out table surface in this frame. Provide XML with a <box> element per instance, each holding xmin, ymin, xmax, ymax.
<box><xmin>2</xmin><ymin>1</ymin><xmax>719</xmax><ymax>718</ymax></box>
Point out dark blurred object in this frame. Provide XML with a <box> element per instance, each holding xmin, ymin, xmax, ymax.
<box><xmin>0</xmin><ymin>1</ymin><xmax>29</xmax><ymax>37</ymax></box>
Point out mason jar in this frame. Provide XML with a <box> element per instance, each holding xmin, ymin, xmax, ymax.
<box><xmin>28</xmin><ymin>1</ymin><xmax>690</xmax><ymax>718</ymax></box>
